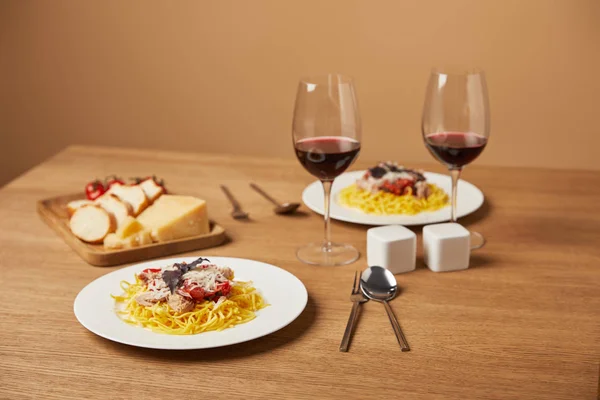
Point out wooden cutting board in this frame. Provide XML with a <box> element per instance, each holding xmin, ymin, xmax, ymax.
<box><xmin>37</xmin><ymin>193</ymin><xmax>227</xmax><ymax>267</ymax></box>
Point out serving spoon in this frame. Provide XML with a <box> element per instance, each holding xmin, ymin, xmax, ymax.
<box><xmin>250</xmin><ymin>183</ymin><xmax>301</xmax><ymax>215</ymax></box>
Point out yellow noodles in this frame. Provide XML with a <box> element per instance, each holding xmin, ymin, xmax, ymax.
<box><xmin>112</xmin><ymin>277</ymin><xmax>267</xmax><ymax>335</ymax></box>
<box><xmin>337</xmin><ymin>184</ymin><xmax>449</xmax><ymax>215</ymax></box>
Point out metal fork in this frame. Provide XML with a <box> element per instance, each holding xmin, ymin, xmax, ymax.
<box><xmin>339</xmin><ymin>271</ymin><xmax>368</xmax><ymax>352</ymax></box>
<box><xmin>220</xmin><ymin>185</ymin><xmax>249</xmax><ymax>220</ymax></box>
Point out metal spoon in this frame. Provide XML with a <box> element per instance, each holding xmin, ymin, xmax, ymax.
<box><xmin>220</xmin><ymin>185</ymin><xmax>249</xmax><ymax>220</ymax></box>
<box><xmin>250</xmin><ymin>183</ymin><xmax>301</xmax><ymax>215</ymax></box>
<box><xmin>360</xmin><ymin>266</ymin><xmax>410</xmax><ymax>351</ymax></box>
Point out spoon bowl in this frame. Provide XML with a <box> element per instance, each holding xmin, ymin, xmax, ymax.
<box><xmin>360</xmin><ymin>266</ymin><xmax>398</xmax><ymax>302</ymax></box>
<box><xmin>231</xmin><ymin>209</ymin><xmax>250</xmax><ymax>220</ymax></box>
<box><xmin>275</xmin><ymin>202</ymin><xmax>301</xmax><ymax>215</ymax></box>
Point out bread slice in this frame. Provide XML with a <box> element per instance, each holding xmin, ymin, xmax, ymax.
<box><xmin>108</xmin><ymin>184</ymin><xmax>149</xmax><ymax>216</ymax></box>
<box><xmin>138</xmin><ymin>178</ymin><xmax>164</xmax><ymax>204</ymax></box>
<box><xmin>95</xmin><ymin>193</ymin><xmax>132</xmax><ymax>227</ymax></box>
<box><xmin>70</xmin><ymin>205</ymin><xmax>114</xmax><ymax>243</ymax></box>
<box><xmin>67</xmin><ymin>199</ymin><xmax>94</xmax><ymax>216</ymax></box>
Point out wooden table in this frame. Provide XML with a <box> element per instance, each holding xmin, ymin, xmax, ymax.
<box><xmin>1</xmin><ymin>146</ymin><xmax>599</xmax><ymax>400</ymax></box>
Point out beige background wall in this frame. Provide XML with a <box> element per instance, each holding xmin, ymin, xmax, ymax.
<box><xmin>1</xmin><ymin>0</ymin><xmax>599</xmax><ymax>186</ymax></box>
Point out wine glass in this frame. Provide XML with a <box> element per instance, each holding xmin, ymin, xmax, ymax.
<box><xmin>421</xmin><ymin>68</ymin><xmax>490</xmax><ymax>249</ymax></box>
<box><xmin>292</xmin><ymin>74</ymin><xmax>362</xmax><ymax>266</ymax></box>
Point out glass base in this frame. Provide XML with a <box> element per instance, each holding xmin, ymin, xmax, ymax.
<box><xmin>470</xmin><ymin>231</ymin><xmax>486</xmax><ymax>250</ymax></box>
<box><xmin>296</xmin><ymin>242</ymin><xmax>359</xmax><ymax>266</ymax></box>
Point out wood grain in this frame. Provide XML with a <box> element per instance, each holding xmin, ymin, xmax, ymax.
<box><xmin>0</xmin><ymin>145</ymin><xmax>599</xmax><ymax>400</ymax></box>
<box><xmin>37</xmin><ymin>193</ymin><xmax>227</xmax><ymax>266</ymax></box>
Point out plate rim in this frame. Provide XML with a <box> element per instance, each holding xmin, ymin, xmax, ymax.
<box><xmin>301</xmin><ymin>170</ymin><xmax>485</xmax><ymax>226</ymax></box>
<box><xmin>74</xmin><ymin>256</ymin><xmax>308</xmax><ymax>350</ymax></box>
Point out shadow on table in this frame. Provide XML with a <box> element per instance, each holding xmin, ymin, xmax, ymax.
<box><xmin>415</xmin><ymin>253</ymin><xmax>495</xmax><ymax>270</ymax></box>
<box><xmin>459</xmin><ymin>198</ymin><xmax>493</xmax><ymax>228</ymax></box>
<box><xmin>282</xmin><ymin>210</ymin><xmax>311</xmax><ymax>219</ymax></box>
<box><xmin>467</xmin><ymin>253</ymin><xmax>495</xmax><ymax>269</ymax></box>
<box><xmin>92</xmin><ymin>295</ymin><xmax>318</xmax><ymax>360</ymax></box>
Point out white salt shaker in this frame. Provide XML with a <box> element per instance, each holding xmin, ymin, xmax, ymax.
<box><xmin>367</xmin><ymin>225</ymin><xmax>416</xmax><ymax>274</ymax></box>
<box><xmin>423</xmin><ymin>223</ymin><xmax>470</xmax><ymax>272</ymax></box>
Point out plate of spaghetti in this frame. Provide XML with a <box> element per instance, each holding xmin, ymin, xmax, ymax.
<box><xmin>74</xmin><ymin>256</ymin><xmax>308</xmax><ymax>349</ymax></box>
<box><xmin>302</xmin><ymin>162</ymin><xmax>484</xmax><ymax>226</ymax></box>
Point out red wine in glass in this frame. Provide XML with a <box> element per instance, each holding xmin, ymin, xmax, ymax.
<box><xmin>421</xmin><ymin>68</ymin><xmax>490</xmax><ymax>249</ymax></box>
<box><xmin>292</xmin><ymin>74</ymin><xmax>361</xmax><ymax>266</ymax></box>
<box><xmin>295</xmin><ymin>136</ymin><xmax>361</xmax><ymax>181</ymax></box>
<box><xmin>425</xmin><ymin>132</ymin><xmax>487</xmax><ymax>169</ymax></box>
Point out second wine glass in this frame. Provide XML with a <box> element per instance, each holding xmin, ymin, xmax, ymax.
<box><xmin>293</xmin><ymin>74</ymin><xmax>361</xmax><ymax>266</ymax></box>
<box><xmin>421</xmin><ymin>68</ymin><xmax>490</xmax><ymax>249</ymax></box>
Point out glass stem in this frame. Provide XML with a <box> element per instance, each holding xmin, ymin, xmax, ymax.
<box><xmin>321</xmin><ymin>180</ymin><xmax>333</xmax><ymax>252</ymax></box>
<box><xmin>449</xmin><ymin>168</ymin><xmax>462</xmax><ymax>223</ymax></box>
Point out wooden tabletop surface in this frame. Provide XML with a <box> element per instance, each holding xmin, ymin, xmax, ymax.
<box><xmin>0</xmin><ymin>146</ymin><xmax>599</xmax><ymax>400</ymax></box>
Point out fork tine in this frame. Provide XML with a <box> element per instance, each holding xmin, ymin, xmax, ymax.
<box><xmin>351</xmin><ymin>271</ymin><xmax>358</xmax><ymax>294</ymax></box>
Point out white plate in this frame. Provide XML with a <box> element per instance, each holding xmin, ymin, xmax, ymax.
<box><xmin>302</xmin><ymin>170</ymin><xmax>484</xmax><ymax>226</ymax></box>
<box><xmin>74</xmin><ymin>257</ymin><xmax>308</xmax><ymax>350</ymax></box>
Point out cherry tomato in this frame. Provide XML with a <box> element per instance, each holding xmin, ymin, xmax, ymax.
<box><xmin>382</xmin><ymin>179</ymin><xmax>417</xmax><ymax>196</ymax></box>
<box><xmin>188</xmin><ymin>286</ymin><xmax>207</xmax><ymax>302</ymax></box>
<box><xmin>85</xmin><ymin>180</ymin><xmax>106</xmax><ymax>200</ymax></box>
<box><xmin>180</xmin><ymin>281</ymin><xmax>206</xmax><ymax>301</ymax></box>
<box><xmin>142</xmin><ymin>268</ymin><xmax>161</xmax><ymax>274</ymax></box>
<box><xmin>130</xmin><ymin>175</ymin><xmax>167</xmax><ymax>193</ymax></box>
<box><xmin>395</xmin><ymin>179</ymin><xmax>412</xmax><ymax>192</ymax></box>
<box><xmin>105</xmin><ymin>175</ymin><xmax>125</xmax><ymax>188</ymax></box>
<box><xmin>181</xmin><ymin>280</ymin><xmax>230</xmax><ymax>302</ymax></box>
<box><xmin>216</xmin><ymin>281</ymin><xmax>231</xmax><ymax>297</ymax></box>
<box><xmin>382</xmin><ymin>181</ymin><xmax>400</xmax><ymax>195</ymax></box>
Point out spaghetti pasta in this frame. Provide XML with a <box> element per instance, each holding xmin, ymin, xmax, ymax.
<box><xmin>112</xmin><ymin>276</ymin><xmax>267</xmax><ymax>335</ymax></box>
<box><xmin>337</xmin><ymin>183</ymin><xmax>449</xmax><ymax>215</ymax></box>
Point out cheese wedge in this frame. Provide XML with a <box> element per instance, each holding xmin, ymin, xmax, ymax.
<box><xmin>136</xmin><ymin>229</ymin><xmax>153</xmax><ymax>246</ymax></box>
<box><xmin>104</xmin><ymin>233</ymin><xmax>130</xmax><ymax>250</ymax></box>
<box><xmin>115</xmin><ymin>216</ymin><xmax>145</xmax><ymax>239</ymax></box>
<box><xmin>137</xmin><ymin>195</ymin><xmax>210</xmax><ymax>242</ymax></box>
<box><xmin>104</xmin><ymin>229</ymin><xmax>153</xmax><ymax>250</ymax></box>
